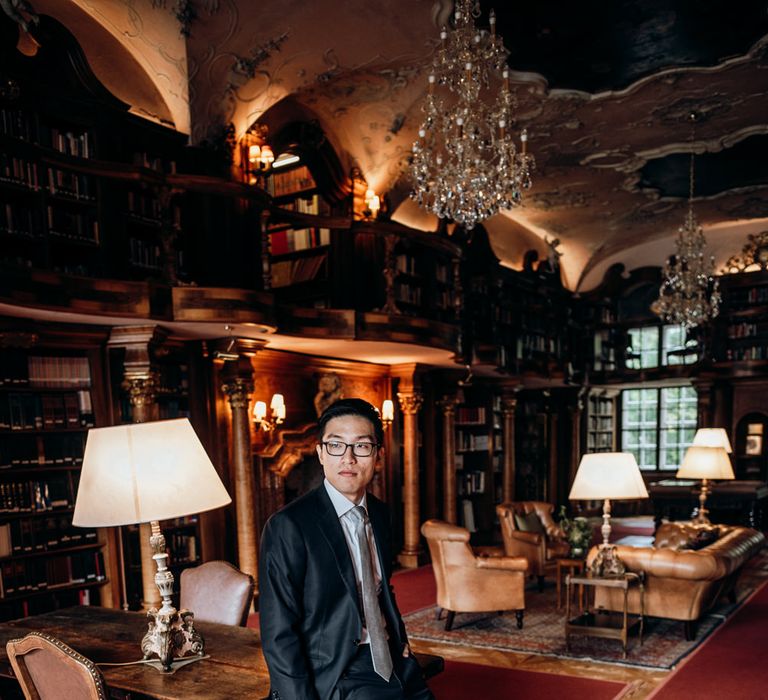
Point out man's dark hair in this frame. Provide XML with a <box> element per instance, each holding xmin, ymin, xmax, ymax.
<box><xmin>317</xmin><ymin>398</ymin><xmax>384</xmax><ymax>446</ymax></box>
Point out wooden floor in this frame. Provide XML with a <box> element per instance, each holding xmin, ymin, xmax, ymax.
<box><xmin>409</xmin><ymin>637</ymin><xmax>668</xmax><ymax>698</ymax></box>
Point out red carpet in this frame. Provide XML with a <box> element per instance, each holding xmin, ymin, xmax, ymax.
<box><xmin>392</xmin><ymin>565</ymin><xmax>437</xmax><ymax>614</ymax></box>
<box><xmin>428</xmin><ymin>660</ymin><xmax>628</xmax><ymax>700</ymax></box>
<box><xmin>649</xmin><ymin>579</ymin><xmax>768</xmax><ymax>700</ymax></box>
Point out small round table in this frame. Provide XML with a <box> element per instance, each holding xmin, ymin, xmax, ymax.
<box><xmin>556</xmin><ymin>557</ymin><xmax>586</xmax><ymax>610</ymax></box>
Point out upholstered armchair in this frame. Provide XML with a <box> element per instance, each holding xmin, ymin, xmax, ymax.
<box><xmin>496</xmin><ymin>501</ymin><xmax>570</xmax><ymax>590</ymax></box>
<box><xmin>421</xmin><ymin>519</ymin><xmax>528</xmax><ymax>631</ymax></box>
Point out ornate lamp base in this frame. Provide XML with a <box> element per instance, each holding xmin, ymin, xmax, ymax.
<box><xmin>141</xmin><ymin>608</ymin><xmax>204</xmax><ymax>672</ymax></box>
<box><xmin>140</xmin><ymin>520</ymin><xmax>205</xmax><ymax>671</ymax></box>
<box><xmin>589</xmin><ymin>543</ymin><xmax>626</xmax><ymax>578</ymax></box>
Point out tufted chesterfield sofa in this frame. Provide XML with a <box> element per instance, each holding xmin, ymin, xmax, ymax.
<box><xmin>586</xmin><ymin>522</ymin><xmax>765</xmax><ymax>639</ymax></box>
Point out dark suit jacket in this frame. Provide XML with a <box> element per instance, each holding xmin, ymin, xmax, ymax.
<box><xmin>259</xmin><ymin>484</ymin><xmax>420</xmax><ymax>700</ymax></box>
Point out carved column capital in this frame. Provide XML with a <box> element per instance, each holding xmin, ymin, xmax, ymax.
<box><xmin>221</xmin><ymin>378</ymin><xmax>255</xmax><ymax>409</ymax></box>
<box><xmin>437</xmin><ymin>395</ymin><xmax>459</xmax><ymax>415</ymax></box>
<box><xmin>123</xmin><ymin>373</ymin><xmax>159</xmax><ymax>407</ymax></box>
<box><xmin>397</xmin><ymin>392</ymin><xmax>423</xmax><ymax>415</ymax></box>
<box><xmin>501</xmin><ymin>397</ymin><xmax>518</xmax><ymax>417</ymax></box>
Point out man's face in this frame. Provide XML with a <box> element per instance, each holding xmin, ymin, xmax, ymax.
<box><xmin>317</xmin><ymin>414</ymin><xmax>382</xmax><ymax>504</ymax></box>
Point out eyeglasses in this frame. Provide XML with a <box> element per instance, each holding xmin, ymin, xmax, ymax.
<box><xmin>321</xmin><ymin>441</ymin><xmax>379</xmax><ymax>458</ymax></box>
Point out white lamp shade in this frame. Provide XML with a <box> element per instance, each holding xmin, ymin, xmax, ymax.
<box><xmin>569</xmin><ymin>452</ymin><xmax>649</xmax><ymax>500</ymax></box>
<box><xmin>677</xmin><ymin>445</ymin><xmax>735</xmax><ymax>480</ymax></box>
<box><xmin>692</xmin><ymin>428</ymin><xmax>733</xmax><ymax>454</ymax></box>
<box><xmin>73</xmin><ymin>418</ymin><xmax>232</xmax><ymax>527</ymax></box>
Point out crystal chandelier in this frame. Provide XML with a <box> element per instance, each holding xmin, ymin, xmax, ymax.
<box><xmin>653</xmin><ymin>118</ymin><xmax>720</xmax><ymax>330</ymax></box>
<box><xmin>410</xmin><ymin>1</ymin><xmax>534</xmax><ymax>230</ymax></box>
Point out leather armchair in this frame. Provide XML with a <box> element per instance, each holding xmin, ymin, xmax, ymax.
<box><xmin>421</xmin><ymin>519</ymin><xmax>528</xmax><ymax>631</ymax></box>
<box><xmin>496</xmin><ymin>501</ymin><xmax>570</xmax><ymax>590</ymax></box>
<box><xmin>180</xmin><ymin>560</ymin><xmax>255</xmax><ymax>626</ymax></box>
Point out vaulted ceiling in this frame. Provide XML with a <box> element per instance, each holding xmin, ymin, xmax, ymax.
<box><xmin>17</xmin><ymin>0</ymin><xmax>768</xmax><ymax>291</ymax></box>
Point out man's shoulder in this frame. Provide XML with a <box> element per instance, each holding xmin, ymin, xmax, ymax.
<box><xmin>267</xmin><ymin>485</ymin><xmax>327</xmax><ymax>525</ymax></box>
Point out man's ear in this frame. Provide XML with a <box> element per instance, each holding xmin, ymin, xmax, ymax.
<box><xmin>374</xmin><ymin>447</ymin><xmax>385</xmax><ymax>471</ymax></box>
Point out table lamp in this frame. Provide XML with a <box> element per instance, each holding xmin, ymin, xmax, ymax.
<box><xmin>569</xmin><ymin>452</ymin><xmax>648</xmax><ymax>577</ymax></box>
<box><xmin>692</xmin><ymin>427</ymin><xmax>733</xmax><ymax>453</ymax></box>
<box><xmin>73</xmin><ymin>418</ymin><xmax>232</xmax><ymax>671</ymax></box>
<box><xmin>676</xmin><ymin>444</ymin><xmax>734</xmax><ymax>525</ymax></box>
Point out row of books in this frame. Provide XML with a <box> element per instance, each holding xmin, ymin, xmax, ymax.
<box><xmin>277</xmin><ymin>193</ymin><xmax>328</xmax><ymax>216</ymax></box>
<box><xmin>456</xmin><ymin>406</ymin><xmax>487</xmax><ymax>424</ymax></box>
<box><xmin>131</xmin><ymin>151</ymin><xmax>177</xmax><ymax>174</ymax></box>
<box><xmin>0</xmin><ymin>201</ymin><xmax>42</xmax><ymax>237</ymax></box>
<box><xmin>128</xmin><ymin>236</ymin><xmax>162</xmax><ymax>269</ymax></box>
<box><xmin>456</xmin><ymin>432</ymin><xmax>491</xmax><ymax>451</ymax></box>
<box><xmin>126</xmin><ymin>190</ymin><xmax>162</xmax><ymax>221</ymax></box>
<box><xmin>271</xmin><ymin>254</ymin><xmax>326</xmax><ymax>288</ymax></box>
<box><xmin>457</xmin><ymin>470</ymin><xmax>486</xmax><ymax>495</ymax></box>
<box><xmin>266</xmin><ymin>165</ymin><xmax>316</xmax><ymax>198</ymax></box>
<box><xmin>47</xmin><ymin>167</ymin><xmax>95</xmax><ymax>201</ymax></box>
<box><xmin>0</xmin><ymin>107</ymin><xmax>36</xmax><ymax>142</ymax></box>
<box><xmin>270</xmin><ymin>227</ymin><xmax>330</xmax><ymax>255</ymax></box>
<box><xmin>723</xmin><ymin>346</ymin><xmax>768</xmax><ymax>361</ymax></box>
<box><xmin>0</xmin><ymin>391</ymin><xmax>94</xmax><ymax>431</ymax></box>
<box><xmin>47</xmin><ymin>205</ymin><xmax>99</xmax><ymax>243</ymax></box>
<box><xmin>727</xmin><ymin>322</ymin><xmax>765</xmax><ymax>339</ymax></box>
<box><xmin>396</xmin><ymin>254</ymin><xmax>418</xmax><ymax>276</ymax></box>
<box><xmin>0</xmin><ymin>478</ymin><xmax>72</xmax><ymax>513</ymax></box>
<box><xmin>729</xmin><ymin>286</ymin><xmax>768</xmax><ymax>306</ymax></box>
<box><xmin>0</xmin><ymin>433</ymin><xmax>85</xmax><ymax>469</ymax></box>
<box><xmin>0</xmin><ymin>550</ymin><xmax>105</xmax><ymax>598</ymax></box>
<box><xmin>395</xmin><ymin>282</ymin><xmax>421</xmax><ymax>306</ymax></box>
<box><xmin>0</xmin><ymin>519</ymin><xmax>97</xmax><ymax>557</ymax></box>
<box><xmin>169</xmin><ymin>532</ymin><xmax>198</xmax><ymax>565</ymax></box>
<box><xmin>28</xmin><ymin>356</ymin><xmax>91</xmax><ymax>388</ymax></box>
<box><xmin>49</xmin><ymin>127</ymin><xmax>92</xmax><ymax>159</ymax></box>
<box><xmin>0</xmin><ymin>154</ymin><xmax>39</xmax><ymax>190</ymax></box>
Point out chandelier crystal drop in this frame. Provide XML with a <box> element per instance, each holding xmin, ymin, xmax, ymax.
<box><xmin>653</xmin><ymin>134</ymin><xmax>720</xmax><ymax>330</ymax></box>
<box><xmin>410</xmin><ymin>0</ymin><xmax>534</xmax><ymax>230</ymax></box>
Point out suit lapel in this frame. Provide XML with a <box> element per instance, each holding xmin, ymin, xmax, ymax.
<box><xmin>312</xmin><ymin>486</ymin><xmax>361</xmax><ymax>616</ymax></box>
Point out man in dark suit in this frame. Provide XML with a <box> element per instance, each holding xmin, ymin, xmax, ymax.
<box><xmin>259</xmin><ymin>398</ymin><xmax>434</xmax><ymax>700</ymax></box>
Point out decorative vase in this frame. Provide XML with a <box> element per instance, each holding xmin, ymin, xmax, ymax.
<box><xmin>570</xmin><ymin>546</ymin><xmax>585</xmax><ymax>559</ymax></box>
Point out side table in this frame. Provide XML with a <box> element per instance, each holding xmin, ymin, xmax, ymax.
<box><xmin>565</xmin><ymin>571</ymin><xmax>644</xmax><ymax>658</ymax></box>
<box><xmin>556</xmin><ymin>557</ymin><xmax>586</xmax><ymax>610</ymax></box>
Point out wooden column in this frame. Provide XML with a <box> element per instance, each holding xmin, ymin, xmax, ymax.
<box><xmin>221</xmin><ymin>368</ymin><xmax>258</xmax><ymax>586</ymax></box>
<box><xmin>547</xmin><ymin>412</ymin><xmax>559</xmax><ymax>503</ymax></box>
<box><xmin>108</xmin><ymin>325</ymin><xmax>165</xmax><ymax>611</ymax></box>
<box><xmin>438</xmin><ymin>395</ymin><xmax>459</xmax><ymax>524</ymax></box>
<box><xmin>397</xmin><ymin>390</ymin><xmax>423</xmax><ymax>568</ymax></box>
<box><xmin>501</xmin><ymin>393</ymin><xmax>518</xmax><ymax>503</ymax></box>
<box><xmin>569</xmin><ymin>394</ymin><xmax>583</xmax><ymax>486</ymax></box>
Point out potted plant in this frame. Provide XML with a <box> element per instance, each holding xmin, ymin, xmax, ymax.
<box><xmin>558</xmin><ymin>506</ymin><xmax>593</xmax><ymax>558</ymax></box>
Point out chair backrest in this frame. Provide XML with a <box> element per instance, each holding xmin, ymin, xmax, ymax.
<box><xmin>421</xmin><ymin>520</ymin><xmax>476</xmax><ymax>597</ymax></box>
<box><xmin>180</xmin><ymin>560</ymin><xmax>254</xmax><ymax>626</ymax></box>
<box><xmin>498</xmin><ymin>501</ymin><xmax>563</xmax><ymax>538</ymax></box>
<box><xmin>7</xmin><ymin>632</ymin><xmax>107</xmax><ymax>700</ymax></box>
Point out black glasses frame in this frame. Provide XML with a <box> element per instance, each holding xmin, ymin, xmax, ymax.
<box><xmin>321</xmin><ymin>440</ymin><xmax>379</xmax><ymax>458</ymax></box>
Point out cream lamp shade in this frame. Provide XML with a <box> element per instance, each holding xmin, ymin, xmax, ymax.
<box><xmin>692</xmin><ymin>428</ymin><xmax>733</xmax><ymax>454</ymax></box>
<box><xmin>677</xmin><ymin>445</ymin><xmax>735</xmax><ymax>481</ymax></box>
<box><xmin>73</xmin><ymin>418</ymin><xmax>231</xmax><ymax>527</ymax></box>
<box><xmin>569</xmin><ymin>452</ymin><xmax>649</xmax><ymax>500</ymax></box>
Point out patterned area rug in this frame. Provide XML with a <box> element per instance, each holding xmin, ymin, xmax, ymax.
<box><xmin>404</xmin><ymin>547</ymin><xmax>768</xmax><ymax>670</ymax></box>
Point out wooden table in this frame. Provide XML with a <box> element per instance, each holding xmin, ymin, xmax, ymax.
<box><xmin>565</xmin><ymin>572</ymin><xmax>644</xmax><ymax>659</ymax></box>
<box><xmin>555</xmin><ymin>557</ymin><xmax>585</xmax><ymax>610</ymax></box>
<box><xmin>0</xmin><ymin>606</ymin><xmax>271</xmax><ymax>699</ymax></box>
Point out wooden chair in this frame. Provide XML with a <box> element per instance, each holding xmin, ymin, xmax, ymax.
<box><xmin>7</xmin><ymin>632</ymin><xmax>107</xmax><ymax>700</ymax></box>
<box><xmin>421</xmin><ymin>519</ymin><xmax>528</xmax><ymax>630</ymax></box>
<box><xmin>180</xmin><ymin>560</ymin><xmax>255</xmax><ymax>626</ymax></box>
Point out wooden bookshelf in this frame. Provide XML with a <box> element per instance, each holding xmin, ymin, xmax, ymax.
<box><xmin>0</xmin><ymin>335</ymin><xmax>110</xmax><ymax>621</ymax></box>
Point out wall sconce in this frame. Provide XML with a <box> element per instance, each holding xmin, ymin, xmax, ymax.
<box><xmin>364</xmin><ymin>189</ymin><xmax>381</xmax><ymax>220</ymax></box>
<box><xmin>254</xmin><ymin>393</ymin><xmax>286</xmax><ymax>432</ymax></box>
<box><xmin>241</xmin><ymin>124</ymin><xmax>274</xmax><ymax>185</ymax></box>
<box><xmin>381</xmin><ymin>399</ymin><xmax>394</xmax><ymax>429</ymax></box>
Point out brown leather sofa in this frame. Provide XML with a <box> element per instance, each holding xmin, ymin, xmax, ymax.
<box><xmin>421</xmin><ymin>519</ymin><xmax>528</xmax><ymax>630</ymax></box>
<box><xmin>587</xmin><ymin>522</ymin><xmax>765</xmax><ymax>639</ymax></box>
<box><xmin>496</xmin><ymin>501</ymin><xmax>570</xmax><ymax>590</ymax></box>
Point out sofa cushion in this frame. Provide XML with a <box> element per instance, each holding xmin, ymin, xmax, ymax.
<box><xmin>514</xmin><ymin>511</ymin><xmax>544</xmax><ymax>534</ymax></box>
<box><xmin>655</xmin><ymin>523</ymin><xmax>720</xmax><ymax>551</ymax></box>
